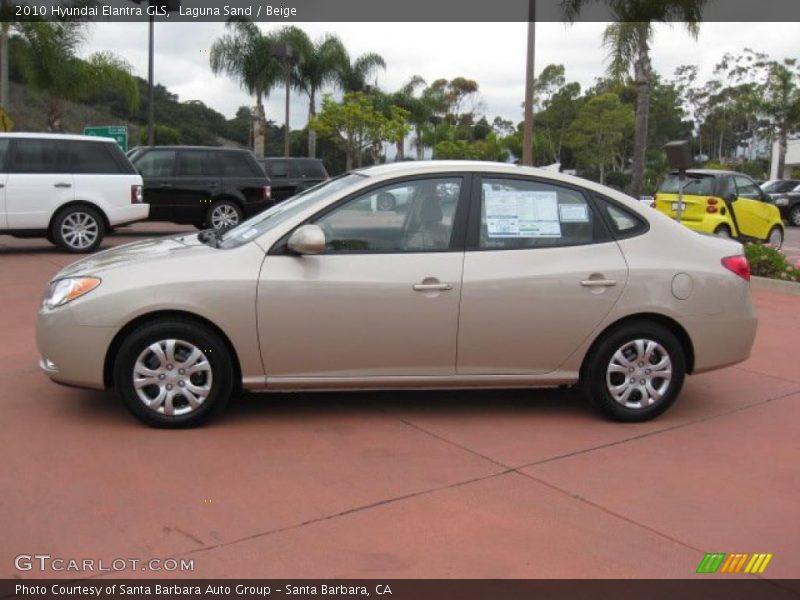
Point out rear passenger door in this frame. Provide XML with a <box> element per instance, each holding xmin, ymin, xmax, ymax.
<box><xmin>457</xmin><ymin>176</ymin><xmax>628</xmax><ymax>375</ymax></box>
<box><xmin>68</xmin><ymin>140</ymin><xmax>128</xmax><ymax>216</ymax></box>
<box><xmin>5</xmin><ymin>138</ymin><xmax>73</xmax><ymax>230</ymax></box>
<box><xmin>173</xmin><ymin>150</ymin><xmax>221</xmax><ymax>221</ymax></box>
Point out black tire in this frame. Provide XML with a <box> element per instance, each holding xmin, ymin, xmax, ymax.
<box><xmin>580</xmin><ymin>320</ymin><xmax>686</xmax><ymax>422</ymax></box>
<box><xmin>766</xmin><ymin>225</ymin><xmax>784</xmax><ymax>249</ymax></box>
<box><xmin>713</xmin><ymin>224</ymin><xmax>732</xmax><ymax>238</ymax></box>
<box><xmin>51</xmin><ymin>206</ymin><xmax>105</xmax><ymax>253</ymax></box>
<box><xmin>205</xmin><ymin>200</ymin><xmax>243</xmax><ymax>230</ymax></box>
<box><xmin>790</xmin><ymin>205</ymin><xmax>800</xmax><ymax>227</ymax></box>
<box><xmin>113</xmin><ymin>319</ymin><xmax>234</xmax><ymax>428</ymax></box>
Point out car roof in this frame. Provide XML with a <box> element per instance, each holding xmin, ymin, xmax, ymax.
<box><xmin>136</xmin><ymin>145</ymin><xmax>247</xmax><ymax>152</ymax></box>
<box><xmin>675</xmin><ymin>169</ymin><xmax>741</xmax><ymax>177</ymax></box>
<box><xmin>0</xmin><ymin>132</ymin><xmax>116</xmax><ymax>142</ymax></box>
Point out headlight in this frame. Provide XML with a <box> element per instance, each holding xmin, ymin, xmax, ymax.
<box><xmin>42</xmin><ymin>277</ymin><xmax>101</xmax><ymax>310</ymax></box>
<box><xmin>774</xmin><ymin>197</ymin><xmax>788</xmax><ymax>206</ymax></box>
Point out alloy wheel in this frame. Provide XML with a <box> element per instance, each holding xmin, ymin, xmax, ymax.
<box><xmin>60</xmin><ymin>212</ymin><xmax>99</xmax><ymax>250</ymax></box>
<box><xmin>210</xmin><ymin>204</ymin><xmax>240</xmax><ymax>229</ymax></box>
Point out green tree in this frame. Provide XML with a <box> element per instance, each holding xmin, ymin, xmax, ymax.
<box><xmin>275</xmin><ymin>27</ymin><xmax>347</xmax><ymax>158</ymax></box>
<box><xmin>310</xmin><ymin>92</ymin><xmax>410</xmax><ymax>170</ymax></box>
<box><xmin>566</xmin><ymin>92</ymin><xmax>634</xmax><ymax>184</ymax></box>
<box><xmin>209</xmin><ymin>19</ymin><xmax>282</xmax><ymax>156</ymax></box>
<box><xmin>761</xmin><ymin>58</ymin><xmax>800</xmax><ymax>177</ymax></box>
<box><xmin>14</xmin><ymin>22</ymin><xmax>138</xmax><ymax>131</ymax></box>
<box><xmin>338</xmin><ymin>52</ymin><xmax>386</xmax><ymax>93</ymax></box>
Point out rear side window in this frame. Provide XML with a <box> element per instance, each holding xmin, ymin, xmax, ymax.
<box><xmin>476</xmin><ymin>177</ymin><xmax>608</xmax><ymax>250</ymax></box>
<box><xmin>176</xmin><ymin>150</ymin><xmax>210</xmax><ymax>177</ymax></box>
<box><xmin>658</xmin><ymin>174</ymin><xmax>715</xmax><ymax>196</ymax></box>
<box><xmin>298</xmin><ymin>160</ymin><xmax>327</xmax><ymax>178</ymax></box>
<box><xmin>134</xmin><ymin>150</ymin><xmax>175</xmax><ymax>177</ymax></box>
<box><xmin>593</xmin><ymin>194</ymin><xmax>648</xmax><ymax>239</ymax></box>
<box><xmin>9</xmin><ymin>138</ymin><xmax>65</xmax><ymax>173</ymax></box>
<box><xmin>68</xmin><ymin>141</ymin><xmax>122</xmax><ymax>174</ymax></box>
<box><xmin>216</xmin><ymin>151</ymin><xmax>262</xmax><ymax>177</ymax></box>
<box><xmin>263</xmin><ymin>159</ymin><xmax>295</xmax><ymax>178</ymax></box>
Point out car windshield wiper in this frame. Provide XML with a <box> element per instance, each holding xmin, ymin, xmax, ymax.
<box><xmin>197</xmin><ymin>229</ymin><xmax>220</xmax><ymax>248</ymax></box>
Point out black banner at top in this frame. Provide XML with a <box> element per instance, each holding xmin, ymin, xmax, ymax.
<box><xmin>4</xmin><ymin>0</ymin><xmax>800</xmax><ymax>22</ymax></box>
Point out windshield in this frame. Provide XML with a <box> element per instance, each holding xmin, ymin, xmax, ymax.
<box><xmin>218</xmin><ymin>173</ymin><xmax>366</xmax><ymax>249</ymax></box>
<box><xmin>658</xmin><ymin>174</ymin><xmax>715</xmax><ymax>196</ymax></box>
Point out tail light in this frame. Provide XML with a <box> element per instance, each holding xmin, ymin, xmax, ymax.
<box><xmin>262</xmin><ymin>185</ymin><xmax>271</xmax><ymax>201</ymax></box>
<box><xmin>707</xmin><ymin>198</ymin><xmax>718</xmax><ymax>205</ymax></box>
<box><xmin>707</xmin><ymin>205</ymin><xmax>718</xmax><ymax>213</ymax></box>
<box><xmin>131</xmin><ymin>184</ymin><xmax>143</xmax><ymax>204</ymax></box>
<box><xmin>721</xmin><ymin>255</ymin><xmax>750</xmax><ymax>281</ymax></box>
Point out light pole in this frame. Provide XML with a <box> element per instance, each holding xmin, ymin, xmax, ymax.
<box><xmin>272</xmin><ymin>44</ymin><xmax>297</xmax><ymax>158</ymax></box>
<box><xmin>521</xmin><ymin>0</ymin><xmax>536</xmax><ymax>166</ymax></box>
<box><xmin>147</xmin><ymin>14</ymin><xmax>154</xmax><ymax>145</ymax></box>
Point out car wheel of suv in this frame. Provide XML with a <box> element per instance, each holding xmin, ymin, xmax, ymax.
<box><xmin>114</xmin><ymin>319</ymin><xmax>234</xmax><ymax>428</ymax></box>
<box><xmin>52</xmin><ymin>206</ymin><xmax>104</xmax><ymax>253</ymax></box>
<box><xmin>767</xmin><ymin>225</ymin><xmax>784</xmax><ymax>249</ymax></box>
<box><xmin>206</xmin><ymin>201</ymin><xmax>242</xmax><ymax>230</ymax></box>
<box><xmin>581</xmin><ymin>320</ymin><xmax>686</xmax><ymax>422</ymax></box>
<box><xmin>790</xmin><ymin>205</ymin><xmax>800</xmax><ymax>227</ymax></box>
<box><xmin>713</xmin><ymin>224</ymin><xmax>732</xmax><ymax>238</ymax></box>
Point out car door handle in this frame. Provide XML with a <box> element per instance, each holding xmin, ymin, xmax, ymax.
<box><xmin>54</xmin><ymin>182</ymin><xmax>71</xmax><ymax>188</ymax></box>
<box><xmin>159</xmin><ymin>183</ymin><xmax>173</xmax><ymax>189</ymax></box>
<box><xmin>580</xmin><ymin>279</ymin><xmax>617</xmax><ymax>288</ymax></box>
<box><xmin>413</xmin><ymin>282</ymin><xmax>453</xmax><ymax>292</ymax></box>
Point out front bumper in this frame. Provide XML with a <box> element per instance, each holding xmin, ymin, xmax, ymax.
<box><xmin>36</xmin><ymin>306</ymin><xmax>116</xmax><ymax>390</ymax></box>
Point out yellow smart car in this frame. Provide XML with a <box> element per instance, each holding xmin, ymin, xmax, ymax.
<box><xmin>655</xmin><ymin>169</ymin><xmax>784</xmax><ymax>248</ymax></box>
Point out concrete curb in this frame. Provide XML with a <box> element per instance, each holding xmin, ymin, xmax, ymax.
<box><xmin>751</xmin><ymin>276</ymin><xmax>800</xmax><ymax>296</ymax></box>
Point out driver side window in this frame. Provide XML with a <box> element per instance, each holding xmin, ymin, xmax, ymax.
<box><xmin>734</xmin><ymin>176</ymin><xmax>761</xmax><ymax>199</ymax></box>
<box><xmin>314</xmin><ymin>177</ymin><xmax>462</xmax><ymax>253</ymax></box>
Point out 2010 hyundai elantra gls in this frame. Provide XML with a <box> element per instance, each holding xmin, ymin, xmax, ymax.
<box><xmin>37</xmin><ymin>161</ymin><xmax>757</xmax><ymax>427</ymax></box>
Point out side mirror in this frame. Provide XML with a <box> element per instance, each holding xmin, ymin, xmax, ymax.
<box><xmin>287</xmin><ymin>224</ymin><xmax>326</xmax><ymax>255</ymax></box>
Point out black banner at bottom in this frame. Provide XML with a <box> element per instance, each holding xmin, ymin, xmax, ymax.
<box><xmin>3</xmin><ymin>580</ymin><xmax>800</xmax><ymax>600</ymax></box>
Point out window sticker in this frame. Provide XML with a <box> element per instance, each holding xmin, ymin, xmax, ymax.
<box><xmin>559</xmin><ymin>203</ymin><xmax>589</xmax><ymax>223</ymax></box>
<box><xmin>485</xmin><ymin>190</ymin><xmax>561</xmax><ymax>238</ymax></box>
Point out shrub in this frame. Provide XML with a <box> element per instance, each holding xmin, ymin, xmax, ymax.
<box><xmin>744</xmin><ymin>243</ymin><xmax>800</xmax><ymax>282</ymax></box>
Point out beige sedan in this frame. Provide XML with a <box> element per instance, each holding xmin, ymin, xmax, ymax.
<box><xmin>37</xmin><ymin>162</ymin><xmax>757</xmax><ymax>427</ymax></box>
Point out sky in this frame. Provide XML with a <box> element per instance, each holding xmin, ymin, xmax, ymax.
<box><xmin>79</xmin><ymin>21</ymin><xmax>798</xmax><ymax>129</ymax></box>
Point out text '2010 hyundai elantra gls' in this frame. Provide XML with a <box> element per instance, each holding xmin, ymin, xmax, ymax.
<box><xmin>37</xmin><ymin>161</ymin><xmax>757</xmax><ymax>427</ymax></box>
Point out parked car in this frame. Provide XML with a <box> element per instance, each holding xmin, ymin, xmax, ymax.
<box><xmin>773</xmin><ymin>191</ymin><xmax>800</xmax><ymax>226</ymax></box>
<box><xmin>131</xmin><ymin>146</ymin><xmax>271</xmax><ymax>230</ymax></box>
<box><xmin>0</xmin><ymin>133</ymin><xmax>146</xmax><ymax>253</ymax></box>
<box><xmin>37</xmin><ymin>161</ymin><xmax>757</xmax><ymax>427</ymax></box>
<box><xmin>654</xmin><ymin>169</ymin><xmax>784</xmax><ymax>248</ymax></box>
<box><xmin>258</xmin><ymin>157</ymin><xmax>329</xmax><ymax>202</ymax></box>
<box><xmin>760</xmin><ymin>179</ymin><xmax>800</xmax><ymax>196</ymax></box>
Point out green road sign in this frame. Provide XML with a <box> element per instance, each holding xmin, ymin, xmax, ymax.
<box><xmin>83</xmin><ymin>125</ymin><xmax>128</xmax><ymax>152</ymax></box>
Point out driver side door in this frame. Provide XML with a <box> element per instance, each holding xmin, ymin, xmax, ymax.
<box><xmin>257</xmin><ymin>175</ymin><xmax>469</xmax><ymax>382</ymax></box>
<box><xmin>733</xmin><ymin>175</ymin><xmax>772</xmax><ymax>239</ymax></box>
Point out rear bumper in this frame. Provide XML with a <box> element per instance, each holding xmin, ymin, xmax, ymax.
<box><xmin>106</xmin><ymin>203</ymin><xmax>150</xmax><ymax>227</ymax></box>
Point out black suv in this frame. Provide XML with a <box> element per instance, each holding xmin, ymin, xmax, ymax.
<box><xmin>131</xmin><ymin>146</ymin><xmax>271</xmax><ymax>229</ymax></box>
<box><xmin>258</xmin><ymin>157</ymin><xmax>329</xmax><ymax>202</ymax></box>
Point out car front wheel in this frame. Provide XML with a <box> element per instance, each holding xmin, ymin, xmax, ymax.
<box><xmin>581</xmin><ymin>321</ymin><xmax>686</xmax><ymax>422</ymax></box>
<box><xmin>113</xmin><ymin>319</ymin><xmax>234</xmax><ymax>427</ymax></box>
<box><xmin>767</xmin><ymin>225</ymin><xmax>784</xmax><ymax>249</ymax></box>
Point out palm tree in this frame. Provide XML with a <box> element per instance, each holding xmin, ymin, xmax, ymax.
<box><xmin>339</xmin><ymin>51</ymin><xmax>386</xmax><ymax>93</ymax></box>
<box><xmin>564</xmin><ymin>0</ymin><xmax>706</xmax><ymax>197</ymax></box>
<box><xmin>14</xmin><ymin>22</ymin><xmax>138</xmax><ymax>131</ymax></box>
<box><xmin>210</xmin><ymin>20</ymin><xmax>282</xmax><ymax>157</ymax></box>
<box><xmin>276</xmin><ymin>27</ymin><xmax>347</xmax><ymax>158</ymax></box>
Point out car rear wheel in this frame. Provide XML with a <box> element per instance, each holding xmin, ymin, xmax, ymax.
<box><xmin>790</xmin><ymin>205</ymin><xmax>800</xmax><ymax>227</ymax></box>
<box><xmin>713</xmin><ymin>224</ymin><xmax>732</xmax><ymax>238</ymax></box>
<box><xmin>206</xmin><ymin>200</ymin><xmax>243</xmax><ymax>230</ymax></box>
<box><xmin>581</xmin><ymin>321</ymin><xmax>686</xmax><ymax>422</ymax></box>
<box><xmin>52</xmin><ymin>206</ymin><xmax>104</xmax><ymax>253</ymax></box>
<box><xmin>767</xmin><ymin>225</ymin><xmax>784</xmax><ymax>249</ymax></box>
<box><xmin>113</xmin><ymin>319</ymin><xmax>234</xmax><ymax>427</ymax></box>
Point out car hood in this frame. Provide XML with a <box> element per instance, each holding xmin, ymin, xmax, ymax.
<box><xmin>54</xmin><ymin>234</ymin><xmax>214</xmax><ymax>280</ymax></box>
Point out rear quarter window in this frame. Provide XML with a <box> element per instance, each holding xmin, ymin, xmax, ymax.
<box><xmin>69</xmin><ymin>141</ymin><xmax>127</xmax><ymax>174</ymax></box>
<box><xmin>298</xmin><ymin>160</ymin><xmax>327</xmax><ymax>178</ymax></box>
<box><xmin>593</xmin><ymin>194</ymin><xmax>649</xmax><ymax>239</ymax></box>
<box><xmin>217</xmin><ymin>151</ymin><xmax>263</xmax><ymax>178</ymax></box>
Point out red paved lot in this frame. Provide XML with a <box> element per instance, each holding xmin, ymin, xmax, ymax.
<box><xmin>1</xmin><ymin>224</ymin><xmax>799</xmax><ymax>580</ymax></box>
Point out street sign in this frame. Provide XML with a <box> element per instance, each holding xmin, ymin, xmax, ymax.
<box><xmin>83</xmin><ymin>125</ymin><xmax>128</xmax><ymax>152</ymax></box>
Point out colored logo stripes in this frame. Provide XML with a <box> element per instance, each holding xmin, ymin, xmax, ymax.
<box><xmin>696</xmin><ymin>553</ymin><xmax>773</xmax><ymax>574</ymax></box>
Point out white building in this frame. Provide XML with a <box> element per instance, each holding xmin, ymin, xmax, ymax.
<box><xmin>771</xmin><ymin>138</ymin><xmax>800</xmax><ymax>179</ymax></box>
